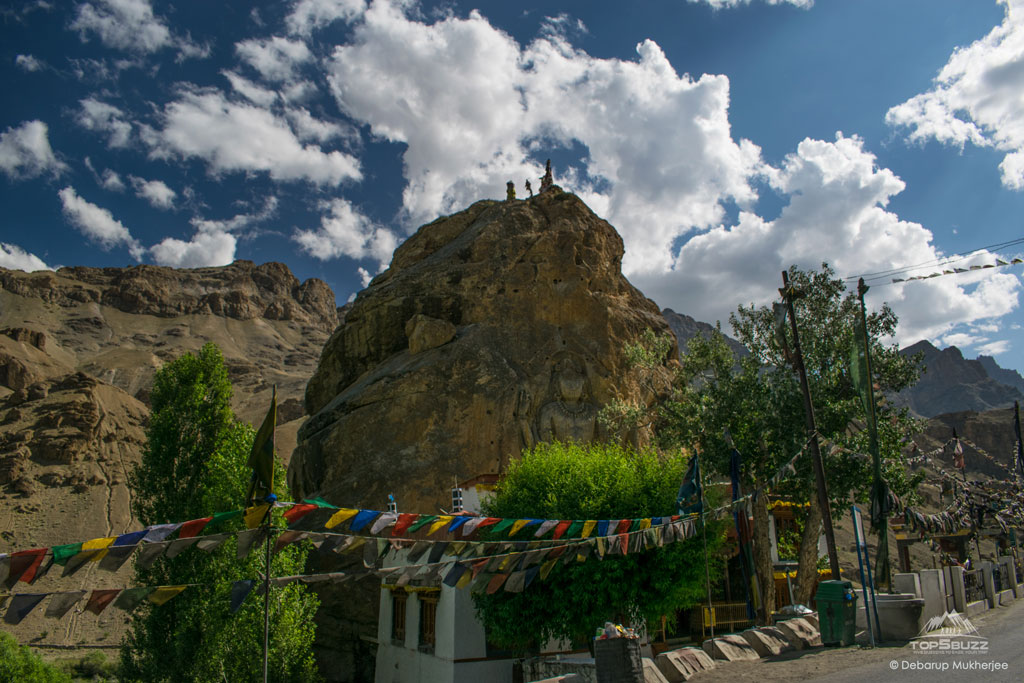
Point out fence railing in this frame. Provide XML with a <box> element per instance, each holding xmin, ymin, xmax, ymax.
<box><xmin>995</xmin><ymin>563</ymin><xmax>1010</xmax><ymax>593</ymax></box>
<box><xmin>694</xmin><ymin>601</ymin><xmax>755</xmax><ymax>639</ymax></box>
<box><xmin>964</xmin><ymin>569</ymin><xmax>985</xmax><ymax>604</ymax></box>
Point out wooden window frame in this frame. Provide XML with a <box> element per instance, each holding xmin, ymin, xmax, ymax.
<box><xmin>391</xmin><ymin>589</ymin><xmax>408</xmax><ymax>644</ymax></box>
<box><xmin>418</xmin><ymin>594</ymin><xmax>438</xmax><ymax>651</ymax></box>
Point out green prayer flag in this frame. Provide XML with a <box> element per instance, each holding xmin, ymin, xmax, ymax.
<box><xmin>52</xmin><ymin>543</ymin><xmax>83</xmax><ymax>566</ymax></box>
<box><xmin>303</xmin><ymin>497</ymin><xmax>338</xmax><ymax>509</ymax></box>
<box><xmin>407</xmin><ymin>515</ymin><xmax>438</xmax><ymax>533</ymax></box>
<box><xmin>208</xmin><ymin>510</ymin><xmax>243</xmax><ymax>529</ymax></box>
<box><xmin>245</xmin><ymin>388</ymin><xmax>276</xmax><ymax>507</ymax></box>
<box><xmin>490</xmin><ymin>519</ymin><xmax>515</xmax><ymax>536</ymax></box>
<box><xmin>565</xmin><ymin>520</ymin><xmax>584</xmax><ymax>538</ymax></box>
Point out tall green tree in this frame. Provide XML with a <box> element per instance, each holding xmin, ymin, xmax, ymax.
<box><xmin>660</xmin><ymin>264</ymin><xmax>922</xmax><ymax>604</ymax></box>
<box><xmin>473</xmin><ymin>441</ymin><xmax>724</xmax><ymax>654</ymax></box>
<box><xmin>120</xmin><ymin>343</ymin><xmax>321</xmax><ymax>682</ymax></box>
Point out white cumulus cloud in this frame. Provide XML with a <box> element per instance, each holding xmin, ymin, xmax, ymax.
<box><xmin>143</xmin><ymin>88</ymin><xmax>361</xmax><ymax>186</ymax></box>
<box><xmin>286</xmin><ymin>0</ymin><xmax>366</xmax><ymax>36</ymax></box>
<box><xmin>294</xmin><ymin>198</ymin><xmax>397</xmax><ymax>268</ymax></box>
<box><xmin>150</xmin><ymin>230</ymin><xmax>237</xmax><ymax>268</ymax></box>
<box><xmin>222</xmin><ymin>70</ymin><xmax>278</xmax><ymax>107</ymax></box>
<box><xmin>101</xmin><ymin>168</ymin><xmax>126</xmax><ymax>191</ymax></box>
<box><xmin>70</xmin><ymin>0</ymin><xmax>210</xmax><ymax>61</ymax></box>
<box><xmin>58</xmin><ymin>186</ymin><xmax>144</xmax><ymax>259</ymax></box>
<box><xmin>689</xmin><ymin>0</ymin><xmax>813</xmax><ymax>8</ymax></box>
<box><xmin>0</xmin><ymin>120</ymin><xmax>66</xmax><ymax>180</ymax></box>
<box><xmin>631</xmin><ymin>134</ymin><xmax>1021</xmax><ymax>346</ymax></box>
<box><xmin>71</xmin><ymin>0</ymin><xmax>172</xmax><ymax>53</ymax></box>
<box><xmin>15</xmin><ymin>54</ymin><xmax>45</xmax><ymax>72</ymax></box>
<box><xmin>235</xmin><ymin>36</ymin><xmax>312</xmax><ymax>82</ymax></box>
<box><xmin>77</xmin><ymin>98</ymin><xmax>132</xmax><ymax>148</ymax></box>
<box><xmin>0</xmin><ymin>243</ymin><xmax>53</xmax><ymax>272</ymax></box>
<box><xmin>129</xmin><ymin>175</ymin><xmax>176</xmax><ymax>209</ymax></box>
<box><xmin>325</xmin><ymin>2</ymin><xmax>762</xmax><ymax>275</ymax></box>
<box><xmin>887</xmin><ymin>0</ymin><xmax>1024</xmax><ymax>189</ymax></box>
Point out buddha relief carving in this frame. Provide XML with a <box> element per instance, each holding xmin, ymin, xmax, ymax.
<box><xmin>536</xmin><ymin>354</ymin><xmax>597</xmax><ymax>443</ymax></box>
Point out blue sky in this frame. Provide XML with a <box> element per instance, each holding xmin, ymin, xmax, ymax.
<box><xmin>2</xmin><ymin>0</ymin><xmax>1023</xmax><ymax>372</ymax></box>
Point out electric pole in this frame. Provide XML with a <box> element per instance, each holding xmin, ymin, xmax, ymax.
<box><xmin>780</xmin><ymin>271</ymin><xmax>842</xmax><ymax>580</ymax></box>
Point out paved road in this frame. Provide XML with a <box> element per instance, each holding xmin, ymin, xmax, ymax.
<box><xmin>691</xmin><ymin>596</ymin><xmax>1024</xmax><ymax>682</ymax></box>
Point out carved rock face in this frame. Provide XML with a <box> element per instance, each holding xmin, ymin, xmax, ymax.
<box><xmin>290</xmin><ymin>188</ymin><xmax>677</xmax><ymax>513</ymax></box>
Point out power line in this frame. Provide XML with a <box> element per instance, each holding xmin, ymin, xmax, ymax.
<box><xmin>844</xmin><ymin>235</ymin><xmax>1024</xmax><ymax>283</ymax></box>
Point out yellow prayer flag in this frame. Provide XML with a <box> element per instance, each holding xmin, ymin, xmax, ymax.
<box><xmin>244</xmin><ymin>504</ymin><xmax>270</xmax><ymax>529</ymax></box>
<box><xmin>428</xmin><ymin>516</ymin><xmax>453</xmax><ymax>535</ymax></box>
<box><xmin>581</xmin><ymin>521</ymin><xmax>596</xmax><ymax>539</ymax></box>
<box><xmin>638</xmin><ymin>518</ymin><xmax>652</xmax><ymax>531</ymax></box>
<box><xmin>147</xmin><ymin>585</ymin><xmax>187</xmax><ymax>606</ymax></box>
<box><xmin>343</xmin><ymin>537</ymin><xmax>367</xmax><ymax>554</ymax></box>
<box><xmin>83</xmin><ymin>536</ymin><xmax>116</xmax><ymax>562</ymax></box>
<box><xmin>539</xmin><ymin>558</ymin><xmax>558</xmax><ymax>580</ymax></box>
<box><xmin>456</xmin><ymin>570</ymin><xmax>474</xmax><ymax>590</ymax></box>
<box><xmin>324</xmin><ymin>508</ymin><xmax>358</xmax><ymax>529</ymax></box>
<box><xmin>498</xmin><ymin>554</ymin><xmax>516</xmax><ymax>571</ymax></box>
<box><xmin>509</xmin><ymin>520</ymin><xmax>530</xmax><ymax>537</ymax></box>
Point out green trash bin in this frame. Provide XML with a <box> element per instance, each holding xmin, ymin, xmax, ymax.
<box><xmin>815</xmin><ymin>580</ymin><xmax>857</xmax><ymax>646</ymax></box>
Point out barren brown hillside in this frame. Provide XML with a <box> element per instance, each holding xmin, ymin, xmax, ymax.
<box><xmin>0</xmin><ymin>260</ymin><xmax>338</xmax><ymax>650</ymax></box>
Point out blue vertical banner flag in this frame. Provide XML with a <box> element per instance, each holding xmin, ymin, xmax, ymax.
<box><xmin>677</xmin><ymin>453</ymin><xmax>703</xmax><ymax>516</ymax></box>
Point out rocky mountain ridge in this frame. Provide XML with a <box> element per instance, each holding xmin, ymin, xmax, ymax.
<box><xmin>662</xmin><ymin>307</ymin><xmax>749</xmax><ymax>360</ymax></box>
<box><xmin>0</xmin><ymin>260</ymin><xmax>338</xmax><ymax>649</ymax></box>
<box><xmin>895</xmin><ymin>340</ymin><xmax>1023</xmax><ymax>417</ymax></box>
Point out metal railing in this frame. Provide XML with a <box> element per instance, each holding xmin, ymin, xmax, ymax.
<box><xmin>995</xmin><ymin>563</ymin><xmax>1009</xmax><ymax>593</ymax></box>
<box><xmin>695</xmin><ymin>601</ymin><xmax>755</xmax><ymax>639</ymax></box>
<box><xmin>964</xmin><ymin>569</ymin><xmax>985</xmax><ymax>604</ymax></box>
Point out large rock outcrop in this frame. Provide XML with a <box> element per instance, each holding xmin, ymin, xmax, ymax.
<box><xmin>290</xmin><ymin>188</ymin><xmax>677</xmax><ymax>513</ymax></box>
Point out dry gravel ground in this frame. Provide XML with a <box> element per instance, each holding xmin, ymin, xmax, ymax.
<box><xmin>690</xmin><ymin>596</ymin><xmax>1024</xmax><ymax>682</ymax></box>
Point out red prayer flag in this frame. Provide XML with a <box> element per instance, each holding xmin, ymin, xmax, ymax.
<box><xmin>552</xmin><ymin>520</ymin><xmax>572</xmax><ymax>540</ymax></box>
<box><xmin>7</xmin><ymin>548</ymin><xmax>47</xmax><ymax>586</ymax></box>
<box><xmin>477</xmin><ymin>517</ymin><xmax>500</xmax><ymax>529</ymax></box>
<box><xmin>392</xmin><ymin>513</ymin><xmax>419</xmax><ymax>536</ymax></box>
<box><xmin>618</xmin><ymin>533</ymin><xmax>629</xmax><ymax>554</ymax></box>
<box><xmin>615</xmin><ymin>519</ymin><xmax>630</xmax><ymax>534</ymax></box>
<box><xmin>283</xmin><ymin>503</ymin><xmax>319</xmax><ymax>525</ymax></box>
<box><xmin>177</xmin><ymin>517</ymin><xmax>213</xmax><ymax>539</ymax></box>
<box><xmin>85</xmin><ymin>589</ymin><xmax>121</xmax><ymax>615</ymax></box>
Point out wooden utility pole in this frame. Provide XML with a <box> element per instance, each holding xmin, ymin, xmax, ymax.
<box><xmin>780</xmin><ymin>271</ymin><xmax>841</xmax><ymax>580</ymax></box>
<box><xmin>856</xmin><ymin>278</ymin><xmax>891</xmax><ymax>591</ymax></box>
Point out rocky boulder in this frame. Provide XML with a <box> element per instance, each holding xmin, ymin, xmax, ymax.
<box><xmin>290</xmin><ymin>188</ymin><xmax>677</xmax><ymax>512</ymax></box>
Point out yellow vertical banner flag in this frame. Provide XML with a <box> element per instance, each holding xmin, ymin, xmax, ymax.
<box><xmin>148</xmin><ymin>585</ymin><xmax>188</xmax><ymax>606</ymax></box>
<box><xmin>581</xmin><ymin>521</ymin><xmax>597</xmax><ymax>539</ymax></box>
<box><xmin>244</xmin><ymin>504</ymin><xmax>270</xmax><ymax>529</ymax></box>
<box><xmin>245</xmin><ymin>387</ymin><xmax>276</xmax><ymax>507</ymax></box>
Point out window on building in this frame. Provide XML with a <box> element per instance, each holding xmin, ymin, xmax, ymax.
<box><xmin>419</xmin><ymin>593</ymin><xmax>438</xmax><ymax>650</ymax></box>
<box><xmin>391</xmin><ymin>589</ymin><xmax>407</xmax><ymax>644</ymax></box>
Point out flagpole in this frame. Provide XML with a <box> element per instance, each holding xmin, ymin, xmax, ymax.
<box><xmin>701</xmin><ymin>466</ymin><xmax>714</xmax><ymax>640</ymax></box>
<box><xmin>262</xmin><ymin>392</ymin><xmax>277</xmax><ymax>683</ymax></box>
<box><xmin>780</xmin><ymin>271</ymin><xmax>841</xmax><ymax>580</ymax></box>
<box><xmin>263</xmin><ymin>501</ymin><xmax>271</xmax><ymax>683</ymax></box>
<box><xmin>857</xmin><ymin>278</ymin><xmax>891</xmax><ymax>591</ymax></box>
